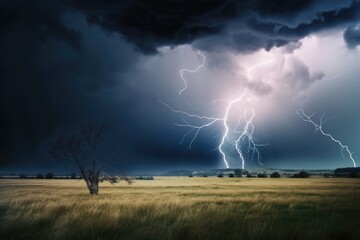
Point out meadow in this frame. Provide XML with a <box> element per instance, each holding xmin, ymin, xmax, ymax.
<box><xmin>0</xmin><ymin>177</ymin><xmax>359</xmax><ymax>240</ymax></box>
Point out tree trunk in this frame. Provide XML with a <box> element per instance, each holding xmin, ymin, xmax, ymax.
<box><xmin>87</xmin><ymin>178</ymin><xmax>99</xmax><ymax>195</ymax></box>
<box><xmin>80</xmin><ymin>168</ymin><xmax>100</xmax><ymax>195</ymax></box>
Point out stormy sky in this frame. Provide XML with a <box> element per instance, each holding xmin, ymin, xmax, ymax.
<box><xmin>1</xmin><ymin>0</ymin><xmax>360</xmax><ymax>173</ymax></box>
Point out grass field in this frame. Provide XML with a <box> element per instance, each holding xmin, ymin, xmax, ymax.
<box><xmin>0</xmin><ymin>177</ymin><xmax>360</xmax><ymax>240</ymax></box>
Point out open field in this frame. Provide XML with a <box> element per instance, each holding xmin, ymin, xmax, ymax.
<box><xmin>0</xmin><ymin>177</ymin><xmax>360</xmax><ymax>240</ymax></box>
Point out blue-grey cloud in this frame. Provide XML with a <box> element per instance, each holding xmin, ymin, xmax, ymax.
<box><xmin>70</xmin><ymin>0</ymin><xmax>360</xmax><ymax>53</ymax></box>
<box><xmin>343</xmin><ymin>25</ymin><xmax>360</xmax><ymax>48</ymax></box>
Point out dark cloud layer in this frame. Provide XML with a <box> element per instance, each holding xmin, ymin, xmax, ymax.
<box><xmin>248</xmin><ymin>1</ymin><xmax>360</xmax><ymax>37</ymax></box>
<box><xmin>70</xmin><ymin>0</ymin><xmax>360</xmax><ymax>53</ymax></box>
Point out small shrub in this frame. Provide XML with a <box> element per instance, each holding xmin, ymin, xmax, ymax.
<box><xmin>202</xmin><ymin>175</ymin><xmax>208</xmax><ymax>178</ymax></box>
<box><xmin>350</xmin><ymin>172</ymin><xmax>359</xmax><ymax>178</ymax></box>
<box><xmin>234</xmin><ymin>169</ymin><xmax>242</xmax><ymax>175</ymax></box>
<box><xmin>135</xmin><ymin>176</ymin><xmax>154</xmax><ymax>180</ymax></box>
<box><xmin>45</xmin><ymin>172</ymin><xmax>54</xmax><ymax>179</ymax></box>
<box><xmin>293</xmin><ymin>171</ymin><xmax>310</xmax><ymax>178</ymax></box>
<box><xmin>270</xmin><ymin>172</ymin><xmax>281</xmax><ymax>178</ymax></box>
<box><xmin>218</xmin><ymin>174</ymin><xmax>224</xmax><ymax>178</ymax></box>
<box><xmin>19</xmin><ymin>174</ymin><xmax>27</xmax><ymax>179</ymax></box>
<box><xmin>36</xmin><ymin>174</ymin><xmax>44</xmax><ymax>179</ymax></box>
<box><xmin>188</xmin><ymin>175</ymin><xmax>193</xmax><ymax>177</ymax></box>
<box><xmin>257</xmin><ymin>172</ymin><xmax>267</xmax><ymax>178</ymax></box>
<box><xmin>229</xmin><ymin>173</ymin><xmax>234</xmax><ymax>178</ymax></box>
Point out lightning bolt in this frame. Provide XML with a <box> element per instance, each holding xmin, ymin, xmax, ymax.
<box><xmin>158</xmin><ymin>98</ymin><xmax>224</xmax><ymax>168</ymax></box>
<box><xmin>219</xmin><ymin>94</ymin><xmax>246</xmax><ymax>169</ymax></box>
<box><xmin>216</xmin><ymin>91</ymin><xmax>268</xmax><ymax>169</ymax></box>
<box><xmin>234</xmin><ymin>107</ymin><xmax>267</xmax><ymax>169</ymax></box>
<box><xmin>297</xmin><ymin>109</ymin><xmax>357</xmax><ymax>167</ymax></box>
<box><xmin>160</xmin><ymin>92</ymin><xmax>267</xmax><ymax>169</ymax></box>
<box><xmin>160</xmin><ymin>50</ymin><xmax>270</xmax><ymax>169</ymax></box>
<box><xmin>179</xmin><ymin>50</ymin><xmax>205</xmax><ymax>95</ymax></box>
<box><xmin>158</xmin><ymin>100</ymin><xmax>224</xmax><ymax>151</ymax></box>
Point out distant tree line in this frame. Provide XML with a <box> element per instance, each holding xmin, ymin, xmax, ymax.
<box><xmin>334</xmin><ymin>167</ymin><xmax>360</xmax><ymax>178</ymax></box>
<box><xmin>5</xmin><ymin>168</ymin><xmax>360</xmax><ymax>180</ymax></box>
<box><xmin>134</xmin><ymin>176</ymin><xmax>154</xmax><ymax>180</ymax></box>
<box><xmin>187</xmin><ymin>171</ymin><xmax>311</xmax><ymax>178</ymax></box>
<box><xmin>185</xmin><ymin>169</ymin><xmax>360</xmax><ymax>179</ymax></box>
<box><xmin>17</xmin><ymin>173</ymin><xmax>78</xmax><ymax>179</ymax></box>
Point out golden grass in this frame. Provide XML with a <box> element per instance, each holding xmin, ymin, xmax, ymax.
<box><xmin>0</xmin><ymin>177</ymin><xmax>360</xmax><ymax>240</ymax></box>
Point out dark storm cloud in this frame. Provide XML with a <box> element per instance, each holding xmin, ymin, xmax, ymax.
<box><xmin>1</xmin><ymin>0</ymin><xmax>360</xmax><ymax>171</ymax></box>
<box><xmin>232</xmin><ymin>32</ymin><xmax>288</xmax><ymax>53</ymax></box>
<box><xmin>343</xmin><ymin>25</ymin><xmax>360</xmax><ymax>48</ymax></box>
<box><xmin>69</xmin><ymin>0</ymin><xmax>234</xmax><ymax>54</ymax></box>
<box><xmin>247</xmin><ymin>1</ymin><xmax>360</xmax><ymax>38</ymax></box>
<box><xmin>0</xmin><ymin>0</ymin><xmax>220</xmax><ymax>170</ymax></box>
<box><xmin>69</xmin><ymin>0</ymin><xmax>360</xmax><ymax>54</ymax></box>
<box><xmin>0</xmin><ymin>0</ymin><xmax>139</xmax><ymax>167</ymax></box>
<box><xmin>0</xmin><ymin>1</ymin><xmax>80</xmax><ymax>48</ymax></box>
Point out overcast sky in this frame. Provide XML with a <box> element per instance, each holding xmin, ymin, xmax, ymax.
<box><xmin>1</xmin><ymin>0</ymin><xmax>360</xmax><ymax>173</ymax></box>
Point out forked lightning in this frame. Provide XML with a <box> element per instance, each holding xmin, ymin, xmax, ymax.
<box><xmin>160</xmin><ymin>50</ymin><xmax>269</xmax><ymax>168</ymax></box>
<box><xmin>297</xmin><ymin>109</ymin><xmax>356</xmax><ymax>167</ymax></box>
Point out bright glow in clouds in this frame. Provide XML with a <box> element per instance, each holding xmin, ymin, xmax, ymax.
<box><xmin>154</xmin><ymin>30</ymin><xmax>359</xmax><ymax>169</ymax></box>
<box><xmin>161</xmin><ymin>54</ymin><xmax>271</xmax><ymax>169</ymax></box>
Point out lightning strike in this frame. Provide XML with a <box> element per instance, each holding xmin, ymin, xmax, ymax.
<box><xmin>218</xmin><ymin>93</ymin><xmax>252</xmax><ymax>169</ymax></box>
<box><xmin>159</xmin><ymin>100</ymin><xmax>224</xmax><ymax>150</ymax></box>
<box><xmin>218</xmin><ymin>93</ymin><xmax>247</xmax><ymax>169</ymax></box>
<box><xmin>178</xmin><ymin>50</ymin><xmax>205</xmax><ymax>95</ymax></box>
<box><xmin>234</xmin><ymin>107</ymin><xmax>267</xmax><ymax>169</ymax></box>
<box><xmin>160</xmin><ymin>92</ymin><xmax>267</xmax><ymax>169</ymax></box>
<box><xmin>297</xmin><ymin>109</ymin><xmax>357</xmax><ymax>167</ymax></box>
<box><xmin>161</xmin><ymin>51</ymin><xmax>270</xmax><ymax>168</ymax></box>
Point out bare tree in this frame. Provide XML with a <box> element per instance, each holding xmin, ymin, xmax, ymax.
<box><xmin>48</xmin><ymin>121</ymin><xmax>132</xmax><ymax>195</ymax></box>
